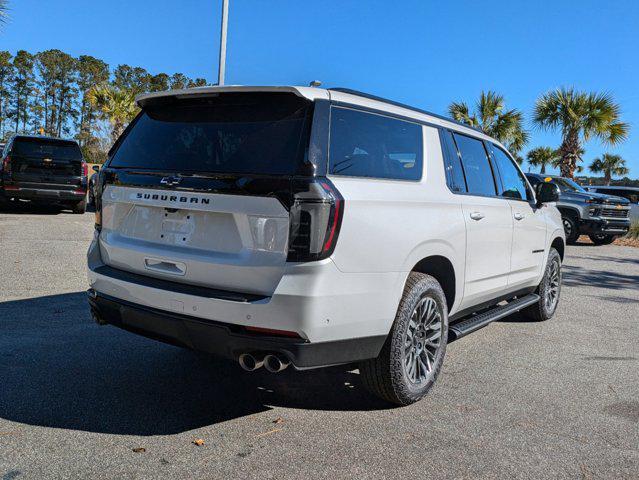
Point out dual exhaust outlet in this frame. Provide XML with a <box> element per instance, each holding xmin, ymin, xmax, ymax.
<box><xmin>238</xmin><ymin>352</ymin><xmax>291</xmax><ymax>373</ymax></box>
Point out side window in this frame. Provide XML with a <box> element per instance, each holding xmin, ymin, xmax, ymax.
<box><xmin>440</xmin><ymin>130</ymin><xmax>467</xmax><ymax>193</ymax></box>
<box><xmin>329</xmin><ymin>107</ymin><xmax>423</xmax><ymax>181</ymax></box>
<box><xmin>452</xmin><ymin>133</ymin><xmax>496</xmax><ymax>196</ymax></box>
<box><xmin>489</xmin><ymin>144</ymin><xmax>531</xmax><ymax>201</ymax></box>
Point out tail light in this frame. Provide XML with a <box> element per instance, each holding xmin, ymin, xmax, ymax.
<box><xmin>81</xmin><ymin>161</ymin><xmax>88</xmax><ymax>177</ymax></box>
<box><xmin>287</xmin><ymin>178</ymin><xmax>344</xmax><ymax>262</ymax></box>
<box><xmin>2</xmin><ymin>156</ymin><xmax>11</xmax><ymax>175</ymax></box>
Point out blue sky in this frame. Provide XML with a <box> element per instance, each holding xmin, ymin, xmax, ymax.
<box><xmin>3</xmin><ymin>0</ymin><xmax>639</xmax><ymax>177</ymax></box>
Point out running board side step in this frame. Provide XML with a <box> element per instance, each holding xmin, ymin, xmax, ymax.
<box><xmin>449</xmin><ymin>294</ymin><xmax>540</xmax><ymax>341</ymax></box>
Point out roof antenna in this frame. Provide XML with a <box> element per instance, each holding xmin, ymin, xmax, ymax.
<box><xmin>309</xmin><ymin>80</ymin><xmax>322</xmax><ymax>87</ymax></box>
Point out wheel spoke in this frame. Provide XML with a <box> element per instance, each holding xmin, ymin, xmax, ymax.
<box><xmin>402</xmin><ymin>294</ymin><xmax>445</xmax><ymax>384</ymax></box>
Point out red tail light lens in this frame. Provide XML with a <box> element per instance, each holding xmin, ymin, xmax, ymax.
<box><xmin>81</xmin><ymin>161</ymin><xmax>88</xmax><ymax>177</ymax></box>
<box><xmin>287</xmin><ymin>178</ymin><xmax>344</xmax><ymax>262</ymax></box>
<box><xmin>2</xmin><ymin>156</ymin><xmax>11</xmax><ymax>175</ymax></box>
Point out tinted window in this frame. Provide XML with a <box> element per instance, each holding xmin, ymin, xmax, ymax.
<box><xmin>489</xmin><ymin>144</ymin><xmax>530</xmax><ymax>200</ymax></box>
<box><xmin>441</xmin><ymin>130</ymin><xmax>467</xmax><ymax>193</ymax></box>
<box><xmin>329</xmin><ymin>107</ymin><xmax>422</xmax><ymax>180</ymax></box>
<box><xmin>452</xmin><ymin>133</ymin><xmax>496</xmax><ymax>196</ymax></box>
<box><xmin>526</xmin><ymin>175</ymin><xmax>542</xmax><ymax>187</ymax></box>
<box><xmin>597</xmin><ymin>188</ymin><xmax>639</xmax><ymax>203</ymax></box>
<box><xmin>12</xmin><ymin>138</ymin><xmax>82</xmax><ymax>161</ymax></box>
<box><xmin>110</xmin><ymin>93</ymin><xmax>312</xmax><ymax>174</ymax></box>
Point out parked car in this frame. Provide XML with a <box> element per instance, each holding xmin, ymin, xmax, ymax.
<box><xmin>88</xmin><ymin>165</ymin><xmax>100</xmax><ymax>207</ymax></box>
<box><xmin>0</xmin><ymin>135</ymin><xmax>88</xmax><ymax>213</ymax></box>
<box><xmin>87</xmin><ymin>86</ymin><xmax>565</xmax><ymax>405</ymax></box>
<box><xmin>525</xmin><ymin>173</ymin><xmax>630</xmax><ymax>245</ymax></box>
<box><xmin>584</xmin><ymin>185</ymin><xmax>639</xmax><ymax>223</ymax></box>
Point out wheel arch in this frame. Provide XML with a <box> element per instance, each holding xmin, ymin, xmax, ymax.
<box><xmin>411</xmin><ymin>255</ymin><xmax>456</xmax><ymax>312</ymax></box>
<box><xmin>557</xmin><ymin>206</ymin><xmax>581</xmax><ymax>220</ymax></box>
<box><xmin>551</xmin><ymin>236</ymin><xmax>565</xmax><ymax>261</ymax></box>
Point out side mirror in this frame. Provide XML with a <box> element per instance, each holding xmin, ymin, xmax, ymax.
<box><xmin>536</xmin><ymin>182</ymin><xmax>560</xmax><ymax>207</ymax></box>
<box><xmin>92</xmin><ymin>165</ymin><xmax>100</xmax><ymax>173</ymax></box>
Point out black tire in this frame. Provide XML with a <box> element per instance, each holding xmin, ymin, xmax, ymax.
<box><xmin>562</xmin><ymin>215</ymin><xmax>580</xmax><ymax>245</ymax></box>
<box><xmin>72</xmin><ymin>198</ymin><xmax>87</xmax><ymax>214</ymax></box>
<box><xmin>522</xmin><ymin>248</ymin><xmax>562</xmax><ymax>322</ymax></box>
<box><xmin>588</xmin><ymin>234</ymin><xmax>616</xmax><ymax>246</ymax></box>
<box><xmin>88</xmin><ymin>188</ymin><xmax>95</xmax><ymax>207</ymax></box>
<box><xmin>359</xmin><ymin>272</ymin><xmax>448</xmax><ymax>406</ymax></box>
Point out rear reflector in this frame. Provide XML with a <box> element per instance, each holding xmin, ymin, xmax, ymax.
<box><xmin>3</xmin><ymin>185</ymin><xmax>19</xmax><ymax>191</ymax></box>
<box><xmin>73</xmin><ymin>189</ymin><xmax>86</xmax><ymax>195</ymax></box>
<box><xmin>244</xmin><ymin>326</ymin><xmax>302</xmax><ymax>339</ymax></box>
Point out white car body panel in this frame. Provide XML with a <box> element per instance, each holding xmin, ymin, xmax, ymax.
<box><xmin>88</xmin><ymin>85</ymin><xmax>565</xmax><ymax>356</ymax></box>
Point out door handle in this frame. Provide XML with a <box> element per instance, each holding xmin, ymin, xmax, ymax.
<box><xmin>514</xmin><ymin>212</ymin><xmax>524</xmax><ymax>221</ymax></box>
<box><xmin>469</xmin><ymin>212</ymin><xmax>485</xmax><ymax>221</ymax></box>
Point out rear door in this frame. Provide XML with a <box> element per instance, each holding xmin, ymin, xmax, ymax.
<box><xmin>488</xmin><ymin>143</ymin><xmax>547</xmax><ymax>286</ymax></box>
<box><xmin>10</xmin><ymin>137</ymin><xmax>83</xmax><ymax>189</ymax></box>
<box><xmin>447</xmin><ymin>131</ymin><xmax>513</xmax><ymax>308</ymax></box>
<box><xmin>98</xmin><ymin>92</ymin><xmax>315</xmax><ymax>296</ymax></box>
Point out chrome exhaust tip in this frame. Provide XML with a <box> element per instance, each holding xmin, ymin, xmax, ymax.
<box><xmin>238</xmin><ymin>353</ymin><xmax>264</xmax><ymax>372</ymax></box>
<box><xmin>264</xmin><ymin>354</ymin><xmax>291</xmax><ymax>373</ymax></box>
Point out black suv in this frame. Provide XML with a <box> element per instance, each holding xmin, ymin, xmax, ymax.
<box><xmin>0</xmin><ymin>135</ymin><xmax>88</xmax><ymax>213</ymax></box>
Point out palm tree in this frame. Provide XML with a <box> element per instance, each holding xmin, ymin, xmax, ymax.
<box><xmin>449</xmin><ymin>91</ymin><xmax>529</xmax><ymax>155</ymax></box>
<box><xmin>87</xmin><ymin>83</ymin><xmax>139</xmax><ymax>143</ymax></box>
<box><xmin>533</xmin><ymin>88</ymin><xmax>629</xmax><ymax>179</ymax></box>
<box><xmin>526</xmin><ymin>147</ymin><xmax>560</xmax><ymax>174</ymax></box>
<box><xmin>589</xmin><ymin>153</ymin><xmax>629</xmax><ymax>185</ymax></box>
<box><xmin>0</xmin><ymin>1</ymin><xmax>8</xmax><ymax>26</ymax></box>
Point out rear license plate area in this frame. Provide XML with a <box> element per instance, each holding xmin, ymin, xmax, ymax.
<box><xmin>160</xmin><ymin>210</ymin><xmax>195</xmax><ymax>244</ymax></box>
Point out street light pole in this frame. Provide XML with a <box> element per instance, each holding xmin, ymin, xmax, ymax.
<box><xmin>217</xmin><ymin>0</ymin><xmax>230</xmax><ymax>86</ymax></box>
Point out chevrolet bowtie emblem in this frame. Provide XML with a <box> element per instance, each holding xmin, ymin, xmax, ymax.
<box><xmin>160</xmin><ymin>176</ymin><xmax>182</xmax><ymax>186</ymax></box>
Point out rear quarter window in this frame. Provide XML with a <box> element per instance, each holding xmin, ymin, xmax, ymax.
<box><xmin>328</xmin><ymin>107</ymin><xmax>423</xmax><ymax>181</ymax></box>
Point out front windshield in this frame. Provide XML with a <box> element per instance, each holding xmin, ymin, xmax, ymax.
<box><xmin>551</xmin><ymin>177</ymin><xmax>586</xmax><ymax>193</ymax></box>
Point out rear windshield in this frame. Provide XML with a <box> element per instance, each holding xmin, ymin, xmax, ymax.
<box><xmin>109</xmin><ymin>93</ymin><xmax>313</xmax><ymax>175</ymax></box>
<box><xmin>12</xmin><ymin>138</ymin><xmax>83</xmax><ymax>161</ymax></box>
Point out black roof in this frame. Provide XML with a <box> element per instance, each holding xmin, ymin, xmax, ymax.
<box><xmin>11</xmin><ymin>134</ymin><xmax>78</xmax><ymax>144</ymax></box>
<box><xmin>328</xmin><ymin>88</ymin><xmax>485</xmax><ymax>134</ymax></box>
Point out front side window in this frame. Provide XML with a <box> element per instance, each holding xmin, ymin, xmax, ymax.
<box><xmin>489</xmin><ymin>144</ymin><xmax>531</xmax><ymax>201</ymax></box>
<box><xmin>452</xmin><ymin>133</ymin><xmax>496</xmax><ymax>196</ymax></box>
<box><xmin>328</xmin><ymin>107</ymin><xmax>423</xmax><ymax>181</ymax></box>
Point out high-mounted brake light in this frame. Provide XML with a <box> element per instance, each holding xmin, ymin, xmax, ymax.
<box><xmin>287</xmin><ymin>178</ymin><xmax>344</xmax><ymax>262</ymax></box>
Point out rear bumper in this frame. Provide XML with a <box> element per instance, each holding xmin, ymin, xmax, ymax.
<box><xmin>580</xmin><ymin>218</ymin><xmax>630</xmax><ymax>236</ymax></box>
<box><xmin>2</xmin><ymin>184</ymin><xmax>86</xmax><ymax>202</ymax></box>
<box><xmin>88</xmin><ymin>290</ymin><xmax>385</xmax><ymax>368</ymax></box>
<box><xmin>87</xmin><ymin>231</ymin><xmax>403</xmax><ymax>360</ymax></box>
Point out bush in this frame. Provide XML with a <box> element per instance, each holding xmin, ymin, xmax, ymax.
<box><xmin>627</xmin><ymin>222</ymin><xmax>639</xmax><ymax>240</ymax></box>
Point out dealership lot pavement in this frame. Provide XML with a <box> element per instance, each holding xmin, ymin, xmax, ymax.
<box><xmin>1</xmin><ymin>206</ymin><xmax>638</xmax><ymax>479</ymax></box>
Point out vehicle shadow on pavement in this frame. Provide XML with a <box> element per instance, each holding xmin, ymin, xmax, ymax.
<box><xmin>562</xmin><ymin>264</ymin><xmax>639</xmax><ymax>290</ymax></box>
<box><xmin>0</xmin><ymin>203</ymin><xmax>68</xmax><ymax>215</ymax></box>
<box><xmin>0</xmin><ymin>292</ymin><xmax>389</xmax><ymax>437</ymax></box>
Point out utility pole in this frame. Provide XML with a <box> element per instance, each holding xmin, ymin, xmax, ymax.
<box><xmin>217</xmin><ymin>0</ymin><xmax>230</xmax><ymax>85</ymax></box>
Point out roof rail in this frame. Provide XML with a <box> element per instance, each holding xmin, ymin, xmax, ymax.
<box><xmin>328</xmin><ymin>87</ymin><xmax>484</xmax><ymax>133</ymax></box>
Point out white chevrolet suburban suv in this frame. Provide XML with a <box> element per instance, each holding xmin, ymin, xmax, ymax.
<box><xmin>87</xmin><ymin>86</ymin><xmax>565</xmax><ymax>405</ymax></box>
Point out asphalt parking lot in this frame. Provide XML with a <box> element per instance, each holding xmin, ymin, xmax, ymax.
<box><xmin>1</xmin><ymin>206</ymin><xmax>638</xmax><ymax>479</ymax></box>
